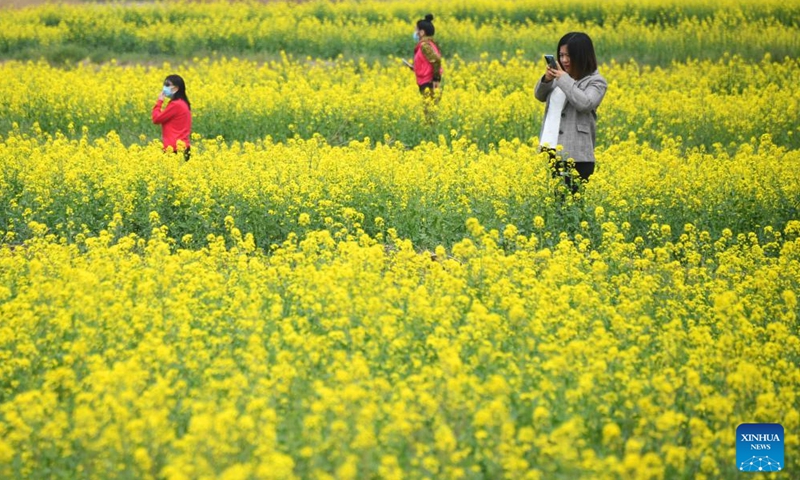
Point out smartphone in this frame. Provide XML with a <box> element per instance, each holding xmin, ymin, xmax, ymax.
<box><xmin>544</xmin><ymin>54</ymin><xmax>557</xmax><ymax>68</ymax></box>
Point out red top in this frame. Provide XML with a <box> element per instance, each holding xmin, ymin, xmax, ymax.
<box><xmin>152</xmin><ymin>98</ymin><xmax>191</xmax><ymax>151</ymax></box>
<box><xmin>414</xmin><ymin>39</ymin><xmax>442</xmax><ymax>86</ymax></box>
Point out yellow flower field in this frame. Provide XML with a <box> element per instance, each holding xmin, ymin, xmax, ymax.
<box><xmin>1</xmin><ymin>217</ymin><xmax>799</xmax><ymax>479</ymax></box>
<box><xmin>1</xmin><ymin>130</ymin><xmax>798</xmax><ymax>248</ymax></box>
<box><xmin>2</xmin><ymin>0</ymin><xmax>798</xmax><ymax>63</ymax></box>
<box><xmin>1</xmin><ymin>0</ymin><xmax>799</xmax><ymax>478</ymax></box>
<box><xmin>1</xmin><ymin>54</ymin><xmax>798</xmax><ymax>150</ymax></box>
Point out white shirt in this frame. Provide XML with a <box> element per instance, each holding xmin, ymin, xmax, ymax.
<box><xmin>540</xmin><ymin>86</ymin><xmax>566</xmax><ymax>149</ymax></box>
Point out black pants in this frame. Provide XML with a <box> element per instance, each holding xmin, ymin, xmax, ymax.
<box><xmin>418</xmin><ymin>82</ymin><xmax>442</xmax><ymax>100</ymax></box>
<box><xmin>167</xmin><ymin>146</ymin><xmax>191</xmax><ymax>161</ymax></box>
<box><xmin>546</xmin><ymin>149</ymin><xmax>594</xmax><ymax>194</ymax></box>
<box><xmin>172</xmin><ymin>147</ymin><xmax>190</xmax><ymax>161</ymax></box>
<box><xmin>418</xmin><ymin>82</ymin><xmax>434</xmax><ymax>94</ymax></box>
<box><xmin>418</xmin><ymin>83</ymin><xmax>441</xmax><ymax>125</ymax></box>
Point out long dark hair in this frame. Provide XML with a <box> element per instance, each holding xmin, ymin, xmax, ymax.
<box><xmin>165</xmin><ymin>74</ymin><xmax>191</xmax><ymax>110</ymax></box>
<box><xmin>558</xmin><ymin>32</ymin><xmax>598</xmax><ymax>80</ymax></box>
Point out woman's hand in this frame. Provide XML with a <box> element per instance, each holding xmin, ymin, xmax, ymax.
<box><xmin>545</xmin><ymin>64</ymin><xmax>564</xmax><ymax>82</ymax></box>
<box><xmin>157</xmin><ymin>91</ymin><xmax>165</xmax><ymax>102</ymax></box>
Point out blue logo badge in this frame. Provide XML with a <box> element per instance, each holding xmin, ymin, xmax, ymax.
<box><xmin>736</xmin><ymin>423</ymin><xmax>784</xmax><ymax>472</ymax></box>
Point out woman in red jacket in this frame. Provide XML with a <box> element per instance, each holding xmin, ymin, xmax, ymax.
<box><xmin>410</xmin><ymin>14</ymin><xmax>442</xmax><ymax>125</ymax></box>
<box><xmin>412</xmin><ymin>14</ymin><xmax>442</xmax><ymax>99</ymax></box>
<box><xmin>152</xmin><ymin>74</ymin><xmax>192</xmax><ymax>160</ymax></box>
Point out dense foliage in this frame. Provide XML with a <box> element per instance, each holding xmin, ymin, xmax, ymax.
<box><xmin>1</xmin><ymin>1</ymin><xmax>798</xmax><ymax>479</ymax></box>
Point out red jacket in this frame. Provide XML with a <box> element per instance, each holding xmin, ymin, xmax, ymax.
<box><xmin>414</xmin><ymin>38</ymin><xmax>442</xmax><ymax>86</ymax></box>
<box><xmin>152</xmin><ymin>98</ymin><xmax>191</xmax><ymax>150</ymax></box>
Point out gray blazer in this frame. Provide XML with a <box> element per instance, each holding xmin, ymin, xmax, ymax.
<box><xmin>534</xmin><ymin>71</ymin><xmax>607</xmax><ymax>163</ymax></box>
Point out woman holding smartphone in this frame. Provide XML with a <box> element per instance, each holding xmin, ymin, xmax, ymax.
<box><xmin>152</xmin><ymin>74</ymin><xmax>192</xmax><ymax>160</ymax></box>
<box><xmin>535</xmin><ymin>32</ymin><xmax>607</xmax><ymax>195</ymax></box>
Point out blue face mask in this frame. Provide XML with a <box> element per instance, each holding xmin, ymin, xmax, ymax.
<box><xmin>162</xmin><ymin>86</ymin><xmax>174</xmax><ymax>98</ymax></box>
<box><xmin>413</xmin><ymin>31</ymin><xmax>420</xmax><ymax>42</ymax></box>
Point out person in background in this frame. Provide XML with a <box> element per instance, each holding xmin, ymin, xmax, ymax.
<box><xmin>535</xmin><ymin>32</ymin><xmax>607</xmax><ymax>195</ymax></box>
<box><xmin>411</xmin><ymin>14</ymin><xmax>443</xmax><ymax>104</ymax></box>
<box><xmin>152</xmin><ymin>74</ymin><xmax>192</xmax><ymax>160</ymax></box>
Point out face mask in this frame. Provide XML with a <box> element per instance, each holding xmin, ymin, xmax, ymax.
<box><xmin>413</xmin><ymin>31</ymin><xmax>420</xmax><ymax>42</ymax></box>
<box><xmin>162</xmin><ymin>86</ymin><xmax>174</xmax><ymax>98</ymax></box>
